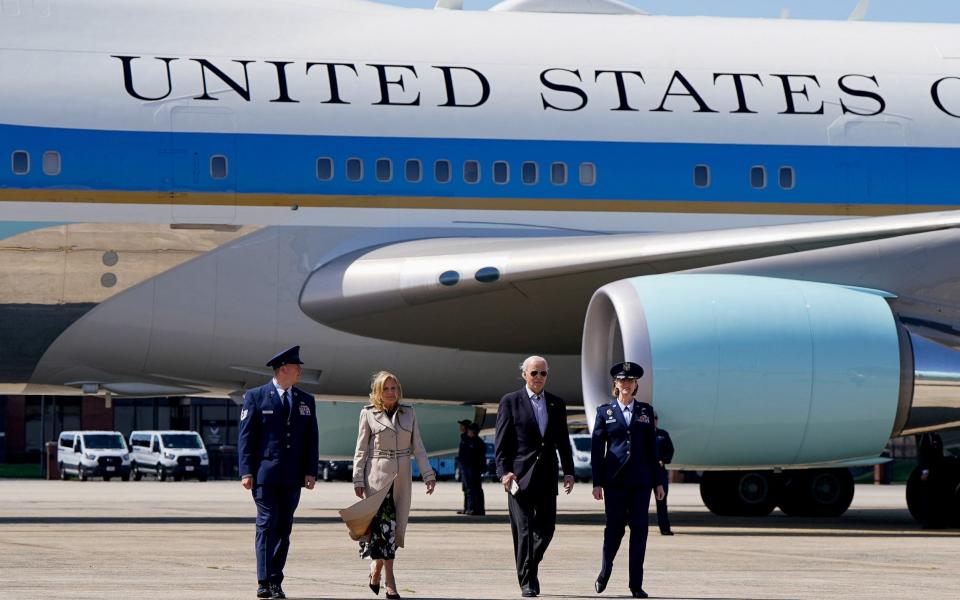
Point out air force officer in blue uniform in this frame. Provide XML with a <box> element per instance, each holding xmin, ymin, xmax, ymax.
<box><xmin>239</xmin><ymin>346</ymin><xmax>319</xmax><ymax>599</ymax></box>
<box><xmin>591</xmin><ymin>362</ymin><xmax>665</xmax><ymax>599</ymax></box>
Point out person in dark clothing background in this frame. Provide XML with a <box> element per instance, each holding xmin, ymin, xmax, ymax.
<box><xmin>653</xmin><ymin>413</ymin><xmax>675</xmax><ymax>536</ymax></box>
<box><xmin>461</xmin><ymin>422</ymin><xmax>487</xmax><ymax>515</ymax></box>
<box><xmin>456</xmin><ymin>419</ymin><xmax>472</xmax><ymax>514</ymax></box>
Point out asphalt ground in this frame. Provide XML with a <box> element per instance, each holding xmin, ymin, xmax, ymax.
<box><xmin>0</xmin><ymin>480</ymin><xmax>956</xmax><ymax>599</ymax></box>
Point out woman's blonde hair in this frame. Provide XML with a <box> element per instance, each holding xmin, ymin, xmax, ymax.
<box><xmin>369</xmin><ymin>370</ymin><xmax>403</xmax><ymax>410</ymax></box>
<box><xmin>611</xmin><ymin>378</ymin><xmax>638</xmax><ymax>398</ymax></box>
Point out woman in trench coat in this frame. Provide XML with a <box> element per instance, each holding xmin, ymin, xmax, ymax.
<box><xmin>351</xmin><ymin>371</ymin><xmax>436</xmax><ymax>599</ymax></box>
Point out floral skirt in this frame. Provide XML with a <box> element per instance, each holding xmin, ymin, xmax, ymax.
<box><xmin>359</xmin><ymin>486</ymin><xmax>397</xmax><ymax>560</ymax></box>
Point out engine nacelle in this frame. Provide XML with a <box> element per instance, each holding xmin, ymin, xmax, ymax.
<box><xmin>582</xmin><ymin>274</ymin><xmax>923</xmax><ymax>469</ymax></box>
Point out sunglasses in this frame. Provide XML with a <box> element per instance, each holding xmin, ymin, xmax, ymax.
<box><xmin>528</xmin><ymin>370</ymin><xmax>548</xmax><ymax>377</ymax></box>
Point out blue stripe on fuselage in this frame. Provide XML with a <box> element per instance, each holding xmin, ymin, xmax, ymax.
<box><xmin>0</xmin><ymin>122</ymin><xmax>956</xmax><ymax>206</ymax></box>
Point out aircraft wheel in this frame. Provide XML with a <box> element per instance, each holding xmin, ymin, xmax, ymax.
<box><xmin>907</xmin><ymin>459</ymin><xmax>960</xmax><ymax>528</ymax></box>
<box><xmin>700</xmin><ymin>471</ymin><xmax>776</xmax><ymax>517</ymax></box>
<box><xmin>779</xmin><ymin>469</ymin><xmax>854</xmax><ymax>517</ymax></box>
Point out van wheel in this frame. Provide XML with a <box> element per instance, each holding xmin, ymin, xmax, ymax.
<box><xmin>173</xmin><ymin>474</ymin><xmax>183</xmax><ymax>482</ymax></box>
<box><xmin>132</xmin><ymin>464</ymin><xmax>142</xmax><ymax>481</ymax></box>
<box><xmin>198</xmin><ymin>474</ymin><xmax>208</xmax><ymax>482</ymax></box>
<box><xmin>78</xmin><ymin>468</ymin><xmax>87</xmax><ymax>482</ymax></box>
<box><xmin>104</xmin><ymin>476</ymin><xmax>112</xmax><ymax>482</ymax></box>
<box><xmin>121</xmin><ymin>472</ymin><xmax>130</xmax><ymax>482</ymax></box>
<box><xmin>59</xmin><ymin>463</ymin><xmax>66</xmax><ymax>480</ymax></box>
<box><xmin>157</xmin><ymin>465</ymin><xmax>166</xmax><ymax>481</ymax></box>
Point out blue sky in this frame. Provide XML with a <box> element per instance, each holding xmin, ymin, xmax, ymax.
<box><xmin>375</xmin><ymin>0</ymin><xmax>960</xmax><ymax>22</ymax></box>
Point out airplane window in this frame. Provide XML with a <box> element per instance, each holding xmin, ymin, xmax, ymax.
<box><xmin>779</xmin><ymin>166</ymin><xmax>795</xmax><ymax>190</ymax></box>
<box><xmin>346</xmin><ymin>158</ymin><xmax>363</xmax><ymax>182</ymax></box>
<box><xmin>376</xmin><ymin>158</ymin><xmax>392</xmax><ymax>182</ymax></box>
<box><xmin>42</xmin><ymin>151</ymin><xmax>61</xmax><ymax>176</ymax></box>
<box><xmin>316</xmin><ymin>157</ymin><xmax>334</xmax><ymax>181</ymax></box>
<box><xmin>464</xmin><ymin>160</ymin><xmax>480</xmax><ymax>184</ymax></box>
<box><xmin>405</xmin><ymin>159</ymin><xmax>422</xmax><ymax>183</ymax></box>
<box><xmin>694</xmin><ymin>165</ymin><xmax>710</xmax><ymax>188</ymax></box>
<box><xmin>521</xmin><ymin>162</ymin><xmax>538</xmax><ymax>185</ymax></box>
<box><xmin>579</xmin><ymin>162</ymin><xmax>596</xmax><ymax>186</ymax></box>
<box><xmin>550</xmin><ymin>162</ymin><xmax>567</xmax><ymax>185</ymax></box>
<box><xmin>750</xmin><ymin>166</ymin><xmax>766</xmax><ymax>189</ymax></box>
<box><xmin>210</xmin><ymin>155</ymin><xmax>228</xmax><ymax>179</ymax></box>
<box><xmin>434</xmin><ymin>160</ymin><xmax>451</xmax><ymax>184</ymax></box>
<box><xmin>493</xmin><ymin>161</ymin><xmax>509</xmax><ymax>184</ymax></box>
<box><xmin>11</xmin><ymin>150</ymin><xmax>29</xmax><ymax>175</ymax></box>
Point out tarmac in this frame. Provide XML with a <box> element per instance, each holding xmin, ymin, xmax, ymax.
<box><xmin>0</xmin><ymin>479</ymin><xmax>957</xmax><ymax>600</ymax></box>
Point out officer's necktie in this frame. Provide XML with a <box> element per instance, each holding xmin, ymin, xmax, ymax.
<box><xmin>281</xmin><ymin>390</ymin><xmax>290</xmax><ymax>423</ymax></box>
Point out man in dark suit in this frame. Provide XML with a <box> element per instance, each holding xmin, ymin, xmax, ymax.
<box><xmin>653</xmin><ymin>413</ymin><xmax>675</xmax><ymax>535</ymax></box>
<box><xmin>591</xmin><ymin>362</ymin><xmax>665</xmax><ymax>599</ymax></box>
<box><xmin>238</xmin><ymin>346</ymin><xmax>319</xmax><ymax>599</ymax></box>
<box><xmin>495</xmin><ymin>355</ymin><xmax>575</xmax><ymax>598</ymax></box>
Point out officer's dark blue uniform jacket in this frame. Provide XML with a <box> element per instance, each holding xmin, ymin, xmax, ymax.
<box><xmin>238</xmin><ymin>382</ymin><xmax>319</xmax><ymax>486</ymax></box>
<box><xmin>591</xmin><ymin>400</ymin><xmax>659</xmax><ymax>489</ymax></box>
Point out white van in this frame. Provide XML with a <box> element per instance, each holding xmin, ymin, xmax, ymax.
<box><xmin>128</xmin><ymin>430</ymin><xmax>209</xmax><ymax>481</ymax></box>
<box><xmin>57</xmin><ymin>430</ymin><xmax>131</xmax><ymax>481</ymax></box>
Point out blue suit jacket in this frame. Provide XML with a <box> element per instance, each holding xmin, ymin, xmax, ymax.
<box><xmin>238</xmin><ymin>381</ymin><xmax>319</xmax><ymax>487</ymax></box>
<box><xmin>591</xmin><ymin>400</ymin><xmax>659</xmax><ymax>489</ymax></box>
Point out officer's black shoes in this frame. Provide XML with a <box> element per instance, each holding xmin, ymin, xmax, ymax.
<box><xmin>660</xmin><ymin>529</ymin><xmax>674</xmax><ymax>536</ymax></box>
<box><xmin>256</xmin><ymin>583</ymin><xmax>272</xmax><ymax>598</ymax></box>
<box><xmin>630</xmin><ymin>589</ymin><xmax>648</xmax><ymax>598</ymax></box>
<box><xmin>269</xmin><ymin>582</ymin><xmax>286</xmax><ymax>599</ymax></box>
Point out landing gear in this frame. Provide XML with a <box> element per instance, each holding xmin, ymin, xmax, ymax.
<box><xmin>778</xmin><ymin>469</ymin><xmax>854</xmax><ymax>517</ymax></box>
<box><xmin>700</xmin><ymin>471</ymin><xmax>777</xmax><ymax>516</ymax></box>
<box><xmin>700</xmin><ymin>468</ymin><xmax>854</xmax><ymax>518</ymax></box>
<box><xmin>906</xmin><ymin>433</ymin><xmax>960</xmax><ymax>528</ymax></box>
<box><xmin>906</xmin><ymin>462</ymin><xmax>960</xmax><ymax>528</ymax></box>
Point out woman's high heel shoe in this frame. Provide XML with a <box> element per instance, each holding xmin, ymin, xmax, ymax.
<box><xmin>385</xmin><ymin>590</ymin><xmax>401</xmax><ymax>600</ymax></box>
<box><xmin>368</xmin><ymin>565</ymin><xmax>381</xmax><ymax>595</ymax></box>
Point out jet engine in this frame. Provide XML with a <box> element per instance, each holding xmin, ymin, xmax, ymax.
<box><xmin>582</xmin><ymin>274</ymin><xmax>960</xmax><ymax>520</ymax></box>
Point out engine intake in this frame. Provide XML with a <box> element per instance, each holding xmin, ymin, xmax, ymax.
<box><xmin>582</xmin><ymin>274</ymin><xmax>960</xmax><ymax>469</ymax></box>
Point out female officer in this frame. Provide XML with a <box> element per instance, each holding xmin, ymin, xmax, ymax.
<box><xmin>591</xmin><ymin>362</ymin><xmax>665</xmax><ymax>599</ymax></box>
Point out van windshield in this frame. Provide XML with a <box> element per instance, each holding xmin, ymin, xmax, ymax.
<box><xmin>83</xmin><ymin>434</ymin><xmax>126</xmax><ymax>450</ymax></box>
<box><xmin>161</xmin><ymin>434</ymin><xmax>203</xmax><ymax>449</ymax></box>
<box><xmin>573</xmin><ymin>437</ymin><xmax>591</xmax><ymax>452</ymax></box>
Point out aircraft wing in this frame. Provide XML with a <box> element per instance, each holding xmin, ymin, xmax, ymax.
<box><xmin>300</xmin><ymin>211</ymin><xmax>960</xmax><ymax>353</ymax></box>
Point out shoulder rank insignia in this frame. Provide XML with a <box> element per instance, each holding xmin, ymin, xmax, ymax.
<box><xmin>240</xmin><ymin>408</ymin><xmax>249</xmax><ymax>421</ymax></box>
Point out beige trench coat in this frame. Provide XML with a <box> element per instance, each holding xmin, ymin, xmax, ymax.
<box><xmin>349</xmin><ymin>404</ymin><xmax>435</xmax><ymax>548</ymax></box>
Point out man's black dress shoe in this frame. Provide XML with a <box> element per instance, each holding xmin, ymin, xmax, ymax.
<box><xmin>631</xmin><ymin>589</ymin><xmax>648</xmax><ymax>598</ymax></box>
<box><xmin>256</xmin><ymin>583</ymin><xmax>272</xmax><ymax>598</ymax></box>
<box><xmin>521</xmin><ymin>588</ymin><xmax>538</xmax><ymax>597</ymax></box>
<box><xmin>595</xmin><ymin>567</ymin><xmax>611</xmax><ymax>594</ymax></box>
<box><xmin>660</xmin><ymin>529</ymin><xmax>674</xmax><ymax>536</ymax></box>
<box><xmin>270</xmin><ymin>583</ymin><xmax>286</xmax><ymax>599</ymax></box>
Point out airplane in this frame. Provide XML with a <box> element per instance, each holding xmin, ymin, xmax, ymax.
<box><xmin>2</xmin><ymin>0</ymin><xmax>960</xmax><ymax>526</ymax></box>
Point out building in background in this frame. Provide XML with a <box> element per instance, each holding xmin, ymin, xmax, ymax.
<box><xmin>0</xmin><ymin>395</ymin><xmax>241</xmax><ymax>478</ymax></box>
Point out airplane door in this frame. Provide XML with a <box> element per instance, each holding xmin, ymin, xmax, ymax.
<box><xmin>164</xmin><ymin>107</ymin><xmax>237</xmax><ymax>224</ymax></box>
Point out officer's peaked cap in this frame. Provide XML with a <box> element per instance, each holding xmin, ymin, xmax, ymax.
<box><xmin>610</xmin><ymin>361</ymin><xmax>644</xmax><ymax>380</ymax></box>
<box><xmin>266</xmin><ymin>345</ymin><xmax>305</xmax><ymax>369</ymax></box>
<box><xmin>457</xmin><ymin>419</ymin><xmax>472</xmax><ymax>426</ymax></box>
